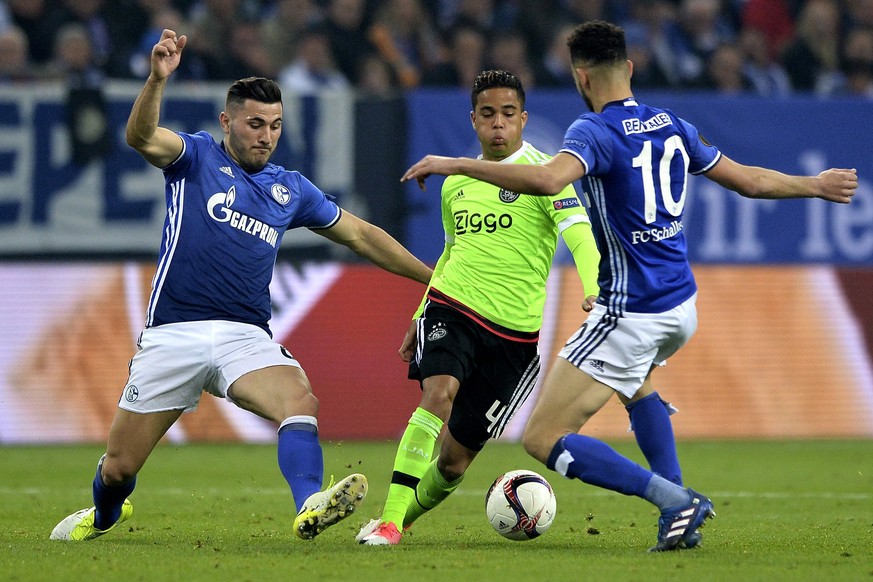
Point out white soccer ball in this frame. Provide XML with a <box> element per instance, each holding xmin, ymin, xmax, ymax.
<box><xmin>485</xmin><ymin>469</ymin><xmax>557</xmax><ymax>541</ymax></box>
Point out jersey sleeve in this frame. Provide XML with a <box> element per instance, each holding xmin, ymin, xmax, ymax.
<box><xmin>292</xmin><ymin>172</ymin><xmax>341</xmax><ymax>229</ymax></box>
<box><xmin>673</xmin><ymin>116</ymin><xmax>722</xmax><ymax>174</ymax></box>
<box><xmin>163</xmin><ymin>131</ymin><xmax>208</xmax><ymax>178</ymax></box>
<box><xmin>559</xmin><ymin>115</ymin><xmax>613</xmax><ymax>176</ymax></box>
<box><xmin>543</xmin><ymin>183</ymin><xmax>591</xmax><ymax>232</ymax></box>
<box><xmin>561</xmin><ymin>221</ymin><xmax>600</xmax><ymax>298</ymax></box>
<box><xmin>548</xmin><ymin>139</ymin><xmax>600</xmax><ymax>298</ymax></box>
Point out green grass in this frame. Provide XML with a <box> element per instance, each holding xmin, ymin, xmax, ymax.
<box><xmin>1</xmin><ymin>440</ymin><xmax>871</xmax><ymax>581</ymax></box>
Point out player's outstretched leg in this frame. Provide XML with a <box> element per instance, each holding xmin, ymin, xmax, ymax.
<box><xmin>545</xmin><ymin>433</ymin><xmax>714</xmax><ymax>551</ymax></box>
<box><xmin>50</xmin><ymin>500</ymin><xmax>134</xmax><ymax>541</ymax></box>
<box><xmin>293</xmin><ymin>474</ymin><xmax>368</xmax><ymax>540</ymax></box>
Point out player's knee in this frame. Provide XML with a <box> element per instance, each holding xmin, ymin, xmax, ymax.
<box><xmin>283</xmin><ymin>390</ymin><xmax>318</xmax><ymax>418</ymax></box>
<box><xmin>419</xmin><ymin>383</ymin><xmax>455</xmax><ymax>419</ymax></box>
<box><xmin>521</xmin><ymin>424</ymin><xmax>552</xmax><ymax>464</ymax></box>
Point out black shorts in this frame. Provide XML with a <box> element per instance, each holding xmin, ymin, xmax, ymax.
<box><xmin>409</xmin><ymin>299</ymin><xmax>541</xmax><ymax>451</ymax></box>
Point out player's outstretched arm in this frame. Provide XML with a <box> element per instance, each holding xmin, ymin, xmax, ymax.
<box><xmin>705</xmin><ymin>155</ymin><xmax>857</xmax><ymax>204</ymax></box>
<box><xmin>126</xmin><ymin>29</ymin><xmax>186</xmax><ymax>169</ymax></box>
<box><xmin>402</xmin><ymin>152</ymin><xmax>583</xmax><ymax>196</ymax></box>
<box><xmin>316</xmin><ymin>211</ymin><xmax>433</xmax><ymax>284</ymax></box>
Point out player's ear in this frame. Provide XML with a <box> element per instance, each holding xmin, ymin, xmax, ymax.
<box><xmin>219</xmin><ymin>111</ymin><xmax>230</xmax><ymax>133</ymax></box>
<box><xmin>521</xmin><ymin>110</ymin><xmax>528</xmax><ymax>128</ymax></box>
<box><xmin>470</xmin><ymin>110</ymin><xmax>475</xmax><ymax>127</ymax></box>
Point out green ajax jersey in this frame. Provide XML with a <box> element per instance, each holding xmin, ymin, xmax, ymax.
<box><xmin>430</xmin><ymin>141</ymin><xmax>592</xmax><ymax>333</ymax></box>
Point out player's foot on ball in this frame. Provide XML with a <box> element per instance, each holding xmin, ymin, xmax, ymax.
<box><xmin>293</xmin><ymin>474</ymin><xmax>368</xmax><ymax>540</ymax></box>
<box><xmin>360</xmin><ymin>521</ymin><xmax>402</xmax><ymax>546</ymax></box>
<box><xmin>49</xmin><ymin>499</ymin><xmax>133</xmax><ymax>541</ymax></box>
<box><xmin>649</xmin><ymin>488</ymin><xmax>715</xmax><ymax>552</ymax></box>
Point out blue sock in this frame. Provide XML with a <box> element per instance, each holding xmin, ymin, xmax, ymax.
<box><xmin>278</xmin><ymin>416</ymin><xmax>323</xmax><ymax>512</ymax></box>
<box><xmin>546</xmin><ymin>433</ymin><xmax>652</xmax><ymax>497</ymax></box>
<box><xmin>626</xmin><ymin>392</ymin><xmax>682</xmax><ymax>485</ymax></box>
<box><xmin>92</xmin><ymin>456</ymin><xmax>135</xmax><ymax>531</ymax></box>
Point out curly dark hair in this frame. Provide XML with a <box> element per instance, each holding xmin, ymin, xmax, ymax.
<box><xmin>567</xmin><ymin>21</ymin><xmax>627</xmax><ymax>66</ymax></box>
<box><xmin>471</xmin><ymin>70</ymin><xmax>525</xmax><ymax>110</ymax></box>
<box><xmin>226</xmin><ymin>77</ymin><xmax>282</xmax><ymax>110</ymax></box>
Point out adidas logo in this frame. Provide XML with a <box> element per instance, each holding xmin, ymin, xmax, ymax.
<box><xmin>220</xmin><ymin>166</ymin><xmax>234</xmax><ymax>178</ymax></box>
<box><xmin>588</xmin><ymin>359</ymin><xmax>605</xmax><ymax>372</ymax></box>
<box><xmin>665</xmin><ymin>507</ymin><xmax>695</xmax><ymax>538</ymax></box>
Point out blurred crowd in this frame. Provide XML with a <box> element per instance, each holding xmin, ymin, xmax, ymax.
<box><xmin>0</xmin><ymin>0</ymin><xmax>871</xmax><ymax>98</ymax></box>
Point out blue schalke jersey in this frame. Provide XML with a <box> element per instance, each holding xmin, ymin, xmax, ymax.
<box><xmin>146</xmin><ymin>131</ymin><xmax>341</xmax><ymax>334</ymax></box>
<box><xmin>560</xmin><ymin>98</ymin><xmax>721</xmax><ymax>314</ymax></box>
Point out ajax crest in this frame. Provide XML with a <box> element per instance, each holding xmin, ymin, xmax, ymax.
<box><xmin>427</xmin><ymin>323</ymin><xmax>447</xmax><ymax>341</ymax></box>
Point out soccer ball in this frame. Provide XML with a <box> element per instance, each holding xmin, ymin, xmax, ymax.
<box><xmin>485</xmin><ymin>469</ymin><xmax>556</xmax><ymax>541</ymax></box>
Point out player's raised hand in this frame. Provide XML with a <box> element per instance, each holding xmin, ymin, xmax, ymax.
<box><xmin>150</xmin><ymin>29</ymin><xmax>187</xmax><ymax>81</ymax></box>
<box><xmin>817</xmin><ymin>168</ymin><xmax>858</xmax><ymax>204</ymax></box>
<box><xmin>401</xmin><ymin>155</ymin><xmax>462</xmax><ymax>191</ymax></box>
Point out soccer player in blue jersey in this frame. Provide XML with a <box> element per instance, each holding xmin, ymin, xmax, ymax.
<box><xmin>402</xmin><ymin>21</ymin><xmax>857</xmax><ymax>551</ymax></box>
<box><xmin>50</xmin><ymin>29</ymin><xmax>432</xmax><ymax>543</ymax></box>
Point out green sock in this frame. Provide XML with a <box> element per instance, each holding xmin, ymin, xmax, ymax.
<box><xmin>404</xmin><ymin>458</ymin><xmax>464</xmax><ymax>526</ymax></box>
<box><xmin>381</xmin><ymin>407</ymin><xmax>443</xmax><ymax>527</ymax></box>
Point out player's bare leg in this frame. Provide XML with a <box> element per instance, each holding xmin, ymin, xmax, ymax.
<box><xmin>50</xmin><ymin>408</ymin><xmax>182</xmax><ymax>540</ymax></box>
<box><xmin>522</xmin><ymin>358</ymin><xmax>613</xmax><ymax>462</ymax></box>
<box><xmin>230</xmin><ymin>365</ymin><xmax>367</xmax><ymax>540</ymax></box>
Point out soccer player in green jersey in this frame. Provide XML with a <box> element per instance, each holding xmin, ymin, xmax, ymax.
<box><xmin>358</xmin><ymin>70</ymin><xmax>600</xmax><ymax>545</ymax></box>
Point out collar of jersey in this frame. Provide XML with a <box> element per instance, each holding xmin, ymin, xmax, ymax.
<box><xmin>602</xmin><ymin>97</ymin><xmax>638</xmax><ymax>110</ymax></box>
<box><xmin>476</xmin><ymin>141</ymin><xmax>532</xmax><ymax>164</ymax></box>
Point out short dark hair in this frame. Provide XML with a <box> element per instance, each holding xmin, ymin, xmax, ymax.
<box><xmin>567</xmin><ymin>21</ymin><xmax>627</xmax><ymax>66</ymax></box>
<box><xmin>226</xmin><ymin>77</ymin><xmax>282</xmax><ymax>110</ymax></box>
<box><xmin>471</xmin><ymin>70</ymin><xmax>525</xmax><ymax>110</ymax></box>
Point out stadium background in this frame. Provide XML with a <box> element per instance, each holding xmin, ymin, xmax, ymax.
<box><xmin>0</xmin><ymin>84</ymin><xmax>870</xmax><ymax>444</ymax></box>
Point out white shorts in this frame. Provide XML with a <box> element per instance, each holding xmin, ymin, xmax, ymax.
<box><xmin>558</xmin><ymin>294</ymin><xmax>698</xmax><ymax>398</ymax></box>
<box><xmin>119</xmin><ymin>321</ymin><xmax>301</xmax><ymax>414</ymax></box>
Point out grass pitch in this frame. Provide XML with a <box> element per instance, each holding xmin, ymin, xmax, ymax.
<box><xmin>1</xmin><ymin>440</ymin><xmax>871</xmax><ymax>581</ymax></box>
